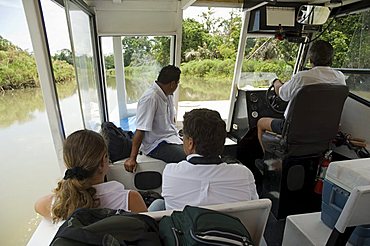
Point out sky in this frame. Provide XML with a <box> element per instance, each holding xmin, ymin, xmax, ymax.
<box><xmin>0</xmin><ymin>0</ymin><xmax>237</xmax><ymax>54</ymax></box>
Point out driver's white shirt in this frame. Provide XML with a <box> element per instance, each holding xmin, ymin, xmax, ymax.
<box><xmin>279</xmin><ymin>66</ymin><xmax>346</xmax><ymax>118</ymax></box>
<box><xmin>136</xmin><ymin>82</ymin><xmax>182</xmax><ymax>155</ymax></box>
<box><xmin>162</xmin><ymin>154</ymin><xmax>259</xmax><ymax>210</ymax></box>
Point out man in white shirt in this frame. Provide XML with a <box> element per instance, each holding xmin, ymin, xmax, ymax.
<box><xmin>160</xmin><ymin>108</ymin><xmax>258</xmax><ymax>210</ymax></box>
<box><xmin>124</xmin><ymin>65</ymin><xmax>186</xmax><ymax>172</ymax></box>
<box><xmin>257</xmin><ymin>40</ymin><xmax>346</xmax><ymax>151</ymax></box>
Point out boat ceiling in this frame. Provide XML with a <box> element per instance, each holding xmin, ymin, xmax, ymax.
<box><xmin>85</xmin><ymin>0</ymin><xmax>364</xmax><ymax>10</ymax></box>
<box><xmin>83</xmin><ymin>0</ymin><xmax>365</xmax><ymax>35</ymax></box>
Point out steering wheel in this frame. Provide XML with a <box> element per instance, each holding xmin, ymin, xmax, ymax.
<box><xmin>265</xmin><ymin>84</ymin><xmax>288</xmax><ymax>114</ymax></box>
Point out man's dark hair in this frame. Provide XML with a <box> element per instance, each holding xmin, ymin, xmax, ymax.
<box><xmin>157</xmin><ymin>65</ymin><xmax>181</xmax><ymax>84</ymax></box>
<box><xmin>309</xmin><ymin>40</ymin><xmax>334</xmax><ymax>66</ymax></box>
<box><xmin>183</xmin><ymin>108</ymin><xmax>226</xmax><ymax>157</ymax></box>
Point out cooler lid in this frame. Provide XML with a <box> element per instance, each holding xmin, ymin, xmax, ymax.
<box><xmin>326</xmin><ymin>158</ymin><xmax>370</xmax><ymax>192</ymax></box>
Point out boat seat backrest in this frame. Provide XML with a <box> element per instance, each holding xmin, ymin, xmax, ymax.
<box><xmin>262</xmin><ymin>84</ymin><xmax>349</xmax><ymax>158</ymax></box>
<box><xmin>142</xmin><ymin>199</ymin><xmax>272</xmax><ymax>245</ymax></box>
<box><xmin>107</xmin><ymin>155</ymin><xmax>166</xmax><ymax>194</ymax></box>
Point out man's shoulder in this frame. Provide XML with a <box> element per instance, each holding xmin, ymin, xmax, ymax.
<box><xmin>164</xmin><ymin>161</ymin><xmax>189</xmax><ymax>171</ymax></box>
<box><xmin>221</xmin><ymin>163</ymin><xmax>254</xmax><ymax>177</ymax></box>
<box><xmin>225</xmin><ymin>162</ymin><xmax>252</xmax><ymax>170</ymax></box>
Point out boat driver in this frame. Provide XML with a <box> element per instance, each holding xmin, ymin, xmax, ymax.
<box><xmin>257</xmin><ymin>40</ymin><xmax>346</xmax><ymax>152</ymax></box>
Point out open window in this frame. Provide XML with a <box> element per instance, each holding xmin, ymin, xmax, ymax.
<box><xmin>310</xmin><ymin>8</ymin><xmax>370</xmax><ymax>104</ymax></box>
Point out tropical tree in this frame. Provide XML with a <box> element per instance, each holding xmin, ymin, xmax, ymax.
<box><xmin>104</xmin><ymin>54</ymin><xmax>115</xmax><ymax>69</ymax></box>
<box><xmin>52</xmin><ymin>49</ymin><xmax>73</xmax><ymax>65</ymax></box>
<box><xmin>0</xmin><ymin>37</ymin><xmax>74</xmax><ymax>90</ymax></box>
<box><xmin>320</xmin><ymin>13</ymin><xmax>362</xmax><ymax>67</ymax></box>
<box><xmin>182</xmin><ymin>18</ymin><xmax>210</xmax><ymax>61</ymax></box>
<box><xmin>121</xmin><ymin>36</ymin><xmax>152</xmax><ymax>66</ymax></box>
<box><xmin>152</xmin><ymin>37</ymin><xmax>171</xmax><ymax>66</ymax></box>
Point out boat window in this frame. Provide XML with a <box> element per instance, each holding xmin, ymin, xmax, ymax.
<box><xmin>66</xmin><ymin>0</ymin><xmax>103</xmax><ymax>130</ymax></box>
<box><xmin>40</xmin><ymin>0</ymin><xmax>84</xmax><ymax>135</ymax></box>
<box><xmin>179</xmin><ymin>7</ymin><xmax>242</xmax><ymax>121</ymax></box>
<box><xmin>0</xmin><ymin>0</ymin><xmax>61</xmax><ymax>244</ymax></box>
<box><xmin>311</xmin><ymin>9</ymin><xmax>370</xmax><ymax>103</ymax></box>
<box><xmin>101</xmin><ymin>35</ymin><xmax>171</xmax><ymax>130</ymax></box>
<box><xmin>239</xmin><ymin>37</ymin><xmax>299</xmax><ymax>90</ymax></box>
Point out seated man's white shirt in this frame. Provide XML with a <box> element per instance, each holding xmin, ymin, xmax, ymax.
<box><xmin>162</xmin><ymin>154</ymin><xmax>259</xmax><ymax>210</ymax></box>
<box><xmin>93</xmin><ymin>181</ymin><xmax>130</xmax><ymax>211</ymax></box>
<box><xmin>136</xmin><ymin>82</ymin><xmax>182</xmax><ymax>155</ymax></box>
<box><xmin>279</xmin><ymin>66</ymin><xmax>346</xmax><ymax>118</ymax></box>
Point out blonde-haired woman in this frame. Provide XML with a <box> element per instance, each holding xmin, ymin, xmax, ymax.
<box><xmin>35</xmin><ymin>129</ymin><xmax>147</xmax><ymax>223</ymax></box>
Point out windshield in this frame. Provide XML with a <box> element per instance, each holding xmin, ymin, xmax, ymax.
<box><xmin>239</xmin><ymin>37</ymin><xmax>300</xmax><ymax>89</ymax></box>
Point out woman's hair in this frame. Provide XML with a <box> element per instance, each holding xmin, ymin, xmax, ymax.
<box><xmin>51</xmin><ymin>129</ymin><xmax>107</xmax><ymax>222</ymax></box>
<box><xmin>183</xmin><ymin>108</ymin><xmax>226</xmax><ymax>157</ymax></box>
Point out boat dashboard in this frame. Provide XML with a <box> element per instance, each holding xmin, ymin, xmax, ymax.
<box><xmin>229</xmin><ymin>87</ymin><xmax>286</xmax><ymax>142</ymax></box>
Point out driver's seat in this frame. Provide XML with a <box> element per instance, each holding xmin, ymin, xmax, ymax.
<box><xmin>259</xmin><ymin>83</ymin><xmax>348</xmax><ymax>219</ymax></box>
<box><xmin>262</xmin><ymin>83</ymin><xmax>349</xmax><ymax>158</ymax></box>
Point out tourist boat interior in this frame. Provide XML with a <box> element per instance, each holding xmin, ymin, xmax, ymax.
<box><xmin>2</xmin><ymin>0</ymin><xmax>370</xmax><ymax>245</ymax></box>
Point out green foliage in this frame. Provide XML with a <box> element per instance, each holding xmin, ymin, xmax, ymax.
<box><xmin>0</xmin><ymin>48</ymin><xmax>38</xmax><ymax>89</ymax></box>
<box><xmin>181</xmin><ymin>59</ymin><xmax>216</xmax><ymax>77</ymax></box>
<box><xmin>0</xmin><ymin>35</ymin><xmax>21</xmax><ymax>51</ymax></box>
<box><xmin>2</xmin><ymin>8</ymin><xmax>368</xmax><ymax>94</ymax></box>
<box><xmin>242</xmin><ymin>59</ymin><xmax>293</xmax><ymax>82</ymax></box>
<box><xmin>124</xmin><ymin>65</ymin><xmax>157</xmax><ymax>80</ymax></box>
<box><xmin>342</xmin><ymin>11</ymin><xmax>370</xmax><ymax>69</ymax></box>
<box><xmin>52</xmin><ymin>49</ymin><xmax>73</xmax><ymax>65</ymax></box>
<box><xmin>182</xmin><ymin>19</ymin><xmax>211</xmax><ymax>61</ymax></box>
<box><xmin>0</xmin><ymin>36</ymin><xmax>75</xmax><ymax>90</ymax></box>
<box><xmin>122</xmin><ymin>36</ymin><xmax>153</xmax><ymax>66</ymax></box>
<box><xmin>320</xmin><ymin>13</ymin><xmax>362</xmax><ymax>68</ymax></box>
<box><xmin>180</xmin><ymin>58</ymin><xmax>293</xmax><ymax>82</ymax></box>
<box><xmin>179</xmin><ymin>77</ymin><xmax>232</xmax><ymax>101</ymax></box>
<box><xmin>52</xmin><ymin>60</ymin><xmax>75</xmax><ymax>83</ymax></box>
<box><xmin>152</xmin><ymin>37</ymin><xmax>171</xmax><ymax>67</ymax></box>
<box><xmin>104</xmin><ymin>54</ymin><xmax>115</xmax><ymax>70</ymax></box>
<box><xmin>182</xmin><ymin>10</ymin><xmax>241</xmax><ymax>61</ymax></box>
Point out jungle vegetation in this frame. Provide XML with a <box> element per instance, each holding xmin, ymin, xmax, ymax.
<box><xmin>0</xmin><ymin>9</ymin><xmax>367</xmax><ymax>91</ymax></box>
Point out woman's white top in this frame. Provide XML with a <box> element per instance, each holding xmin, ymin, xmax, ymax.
<box><xmin>93</xmin><ymin>181</ymin><xmax>130</xmax><ymax>211</ymax></box>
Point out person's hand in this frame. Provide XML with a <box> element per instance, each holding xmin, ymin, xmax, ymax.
<box><xmin>271</xmin><ymin>78</ymin><xmax>281</xmax><ymax>87</ymax></box>
<box><xmin>124</xmin><ymin>158</ymin><xmax>137</xmax><ymax>173</ymax></box>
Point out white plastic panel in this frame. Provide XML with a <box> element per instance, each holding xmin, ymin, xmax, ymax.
<box><xmin>96</xmin><ymin>10</ymin><xmax>178</xmax><ymax>35</ymax></box>
<box><xmin>340</xmin><ymin>97</ymin><xmax>370</xmax><ymax>151</ymax></box>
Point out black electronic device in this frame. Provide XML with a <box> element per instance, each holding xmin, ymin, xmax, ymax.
<box><xmin>247</xmin><ymin>3</ymin><xmax>302</xmax><ymax>34</ymax></box>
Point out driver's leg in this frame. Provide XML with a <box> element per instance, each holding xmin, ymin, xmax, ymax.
<box><xmin>257</xmin><ymin>117</ymin><xmax>274</xmax><ymax>153</ymax></box>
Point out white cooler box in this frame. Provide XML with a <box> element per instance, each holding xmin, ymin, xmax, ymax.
<box><xmin>322</xmin><ymin>158</ymin><xmax>370</xmax><ymax>245</ymax></box>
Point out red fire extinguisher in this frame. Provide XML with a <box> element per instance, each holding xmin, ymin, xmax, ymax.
<box><xmin>314</xmin><ymin>150</ymin><xmax>332</xmax><ymax>194</ymax></box>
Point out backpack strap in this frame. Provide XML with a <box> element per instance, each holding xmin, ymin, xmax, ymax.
<box><xmin>188</xmin><ymin>156</ymin><xmax>223</xmax><ymax>165</ymax></box>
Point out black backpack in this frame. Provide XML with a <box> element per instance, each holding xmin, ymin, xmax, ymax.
<box><xmin>101</xmin><ymin>122</ymin><xmax>133</xmax><ymax>162</ymax></box>
<box><xmin>159</xmin><ymin>205</ymin><xmax>255</xmax><ymax>246</ymax></box>
<box><xmin>50</xmin><ymin>208</ymin><xmax>161</xmax><ymax>246</ymax></box>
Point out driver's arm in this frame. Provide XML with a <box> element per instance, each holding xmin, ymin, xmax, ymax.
<box><xmin>273</xmin><ymin>79</ymin><xmax>284</xmax><ymax>97</ymax></box>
